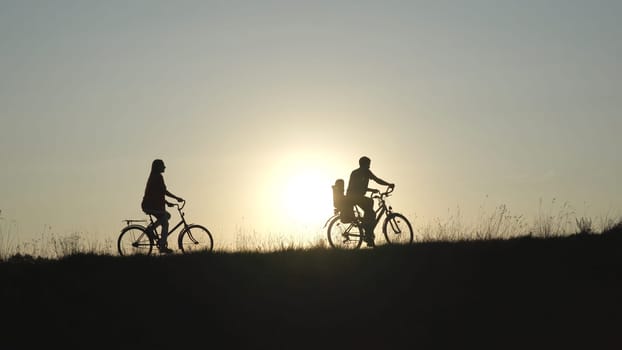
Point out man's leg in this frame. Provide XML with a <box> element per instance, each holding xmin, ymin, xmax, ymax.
<box><xmin>360</xmin><ymin>197</ymin><xmax>375</xmax><ymax>245</ymax></box>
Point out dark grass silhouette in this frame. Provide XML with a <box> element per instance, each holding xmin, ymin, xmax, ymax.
<box><xmin>2</xmin><ymin>229</ymin><xmax>622</xmax><ymax>349</ymax></box>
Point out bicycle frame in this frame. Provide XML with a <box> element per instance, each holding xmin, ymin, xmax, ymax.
<box><xmin>147</xmin><ymin>202</ymin><xmax>189</xmax><ymax>240</ymax></box>
<box><xmin>356</xmin><ymin>191</ymin><xmax>393</xmax><ymax>230</ymax></box>
<box><xmin>323</xmin><ymin>188</ymin><xmax>393</xmax><ymax>230</ymax></box>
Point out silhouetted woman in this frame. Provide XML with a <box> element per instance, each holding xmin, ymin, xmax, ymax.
<box><xmin>141</xmin><ymin>159</ymin><xmax>184</xmax><ymax>254</ymax></box>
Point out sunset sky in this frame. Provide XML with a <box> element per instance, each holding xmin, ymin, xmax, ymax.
<box><xmin>1</xmin><ymin>0</ymin><xmax>621</xmax><ymax>250</ymax></box>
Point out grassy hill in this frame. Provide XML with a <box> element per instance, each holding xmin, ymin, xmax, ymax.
<box><xmin>2</xmin><ymin>231</ymin><xmax>622</xmax><ymax>349</ymax></box>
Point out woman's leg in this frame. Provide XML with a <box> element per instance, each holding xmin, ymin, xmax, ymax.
<box><xmin>144</xmin><ymin>209</ymin><xmax>171</xmax><ymax>248</ymax></box>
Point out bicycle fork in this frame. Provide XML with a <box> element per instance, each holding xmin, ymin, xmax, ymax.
<box><xmin>386</xmin><ymin>216</ymin><xmax>403</xmax><ymax>234</ymax></box>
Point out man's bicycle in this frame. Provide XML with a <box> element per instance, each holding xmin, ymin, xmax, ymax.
<box><xmin>324</xmin><ymin>186</ymin><xmax>413</xmax><ymax>249</ymax></box>
<box><xmin>117</xmin><ymin>200</ymin><xmax>214</xmax><ymax>256</ymax></box>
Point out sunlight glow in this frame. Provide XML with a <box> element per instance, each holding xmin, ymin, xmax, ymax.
<box><xmin>266</xmin><ymin>155</ymin><xmax>338</xmax><ymax>239</ymax></box>
<box><xmin>280</xmin><ymin>172</ymin><xmax>332</xmax><ymax>227</ymax></box>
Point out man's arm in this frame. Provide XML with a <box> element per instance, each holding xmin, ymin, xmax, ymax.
<box><xmin>369</xmin><ymin>171</ymin><xmax>394</xmax><ymax>189</ymax></box>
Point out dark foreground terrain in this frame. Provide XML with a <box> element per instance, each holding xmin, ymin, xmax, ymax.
<box><xmin>2</xmin><ymin>232</ymin><xmax>622</xmax><ymax>349</ymax></box>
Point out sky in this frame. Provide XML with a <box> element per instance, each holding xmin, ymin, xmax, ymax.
<box><xmin>1</xmin><ymin>0</ymin><xmax>621</xmax><ymax>250</ymax></box>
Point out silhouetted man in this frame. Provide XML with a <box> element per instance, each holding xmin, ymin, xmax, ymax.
<box><xmin>346</xmin><ymin>156</ymin><xmax>394</xmax><ymax>247</ymax></box>
<box><xmin>142</xmin><ymin>159</ymin><xmax>184</xmax><ymax>254</ymax></box>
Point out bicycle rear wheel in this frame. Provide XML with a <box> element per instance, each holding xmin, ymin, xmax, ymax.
<box><xmin>327</xmin><ymin>215</ymin><xmax>363</xmax><ymax>250</ymax></box>
<box><xmin>382</xmin><ymin>213</ymin><xmax>414</xmax><ymax>245</ymax></box>
<box><xmin>117</xmin><ymin>226</ymin><xmax>154</xmax><ymax>256</ymax></box>
<box><xmin>178</xmin><ymin>224</ymin><xmax>214</xmax><ymax>253</ymax></box>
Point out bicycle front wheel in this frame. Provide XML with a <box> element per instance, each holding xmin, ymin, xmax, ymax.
<box><xmin>117</xmin><ymin>226</ymin><xmax>154</xmax><ymax>256</ymax></box>
<box><xmin>327</xmin><ymin>215</ymin><xmax>363</xmax><ymax>250</ymax></box>
<box><xmin>382</xmin><ymin>213</ymin><xmax>414</xmax><ymax>245</ymax></box>
<box><xmin>178</xmin><ymin>224</ymin><xmax>214</xmax><ymax>253</ymax></box>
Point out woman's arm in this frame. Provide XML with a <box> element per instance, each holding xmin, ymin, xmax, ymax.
<box><xmin>166</xmin><ymin>190</ymin><xmax>184</xmax><ymax>202</ymax></box>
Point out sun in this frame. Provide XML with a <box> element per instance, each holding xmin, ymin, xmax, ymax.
<box><xmin>278</xmin><ymin>170</ymin><xmax>334</xmax><ymax>229</ymax></box>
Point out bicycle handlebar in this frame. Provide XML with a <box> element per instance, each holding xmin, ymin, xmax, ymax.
<box><xmin>371</xmin><ymin>185</ymin><xmax>395</xmax><ymax>199</ymax></box>
<box><xmin>168</xmin><ymin>199</ymin><xmax>186</xmax><ymax>210</ymax></box>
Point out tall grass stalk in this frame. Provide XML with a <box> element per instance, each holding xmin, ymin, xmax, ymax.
<box><xmin>472</xmin><ymin>204</ymin><xmax>528</xmax><ymax>240</ymax></box>
<box><xmin>530</xmin><ymin>198</ymin><xmax>575</xmax><ymax>237</ymax></box>
<box><xmin>0</xmin><ymin>217</ymin><xmax>19</xmax><ymax>260</ymax></box>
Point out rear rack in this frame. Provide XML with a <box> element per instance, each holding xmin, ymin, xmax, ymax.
<box><xmin>123</xmin><ymin>219</ymin><xmax>148</xmax><ymax>226</ymax></box>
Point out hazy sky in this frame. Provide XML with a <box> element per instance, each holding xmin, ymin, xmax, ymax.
<box><xmin>1</xmin><ymin>0</ymin><xmax>621</xmax><ymax>249</ymax></box>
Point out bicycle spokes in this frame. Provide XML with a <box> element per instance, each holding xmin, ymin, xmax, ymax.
<box><xmin>118</xmin><ymin>226</ymin><xmax>154</xmax><ymax>256</ymax></box>
<box><xmin>327</xmin><ymin>217</ymin><xmax>364</xmax><ymax>250</ymax></box>
<box><xmin>132</xmin><ymin>233</ymin><xmax>153</xmax><ymax>248</ymax></box>
<box><xmin>342</xmin><ymin>224</ymin><xmax>363</xmax><ymax>242</ymax></box>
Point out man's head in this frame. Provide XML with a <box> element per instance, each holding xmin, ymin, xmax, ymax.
<box><xmin>151</xmin><ymin>159</ymin><xmax>166</xmax><ymax>173</ymax></box>
<box><xmin>359</xmin><ymin>156</ymin><xmax>371</xmax><ymax>169</ymax></box>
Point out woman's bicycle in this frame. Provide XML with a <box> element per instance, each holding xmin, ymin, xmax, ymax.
<box><xmin>117</xmin><ymin>200</ymin><xmax>214</xmax><ymax>256</ymax></box>
<box><xmin>324</xmin><ymin>186</ymin><xmax>413</xmax><ymax>249</ymax></box>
